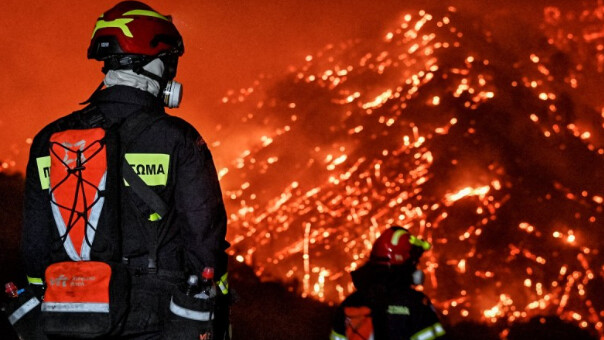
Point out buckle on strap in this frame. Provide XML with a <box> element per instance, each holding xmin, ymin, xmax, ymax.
<box><xmin>147</xmin><ymin>258</ymin><xmax>157</xmax><ymax>274</ymax></box>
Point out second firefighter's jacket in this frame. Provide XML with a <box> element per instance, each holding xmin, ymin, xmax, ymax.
<box><xmin>331</xmin><ymin>264</ymin><xmax>446</xmax><ymax>340</ymax></box>
<box><xmin>331</xmin><ymin>289</ymin><xmax>446</xmax><ymax>340</ymax></box>
<box><xmin>21</xmin><ymin>85</ymin><xmax>229</xmax><ymax>284</ymax></box>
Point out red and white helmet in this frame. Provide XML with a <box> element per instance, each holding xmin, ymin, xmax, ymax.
<box><xmin>369</xmin><ymin>226</ymin><xmax>431</xmax><ymax>266</ymax></box>
<box><xmin>88</xmin><ymin>1</ymin><xmax>184</xmax><ymax>62</ymax></box>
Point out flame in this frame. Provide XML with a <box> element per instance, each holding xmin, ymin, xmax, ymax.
<box><xmin>445</xmin><ymin>186</ymin><xmax>490</xmax><ymax>203</ymax></box>
<box><xmin>210</xmin><ymin>4</ymin><xmax>604</xmax><ymax>336</ymax></box>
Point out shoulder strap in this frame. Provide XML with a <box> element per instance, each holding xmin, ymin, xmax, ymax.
<box><xmin>119</xmin><ymin>109</ymin><xmax>167</xmax><ymax>273</ymax></box>
<box><xmin>119</xmin><ymin>108</ymin><xmax>168</xmax><ymax>217</ymax></box>
<box><xmin>79</xmin><ymin>105</ymin><xmax>105</xmax><ymax>128</ymax></box>
<box><xmin>119</xmin><ymin>108</ymin><xmax>163</xmax><ymax>148</ymax></box>
<box><xmin>122</xmin><ymin>162</ymin><xmax>168</xmax><ymax>219</ymax></box>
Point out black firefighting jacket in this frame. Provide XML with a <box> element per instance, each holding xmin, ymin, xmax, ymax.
<box><xmin>331</xmin><ymin>264</ymin><xmax>446</xmax><ymax>340</ymax></box>
<box><xmin>21</xmin><ymin>85</ymin><xmax>228</xmax><ymax>285</ymax></box>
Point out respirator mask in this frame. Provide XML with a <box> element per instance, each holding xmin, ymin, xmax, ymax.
<box><xmin>162</xmin><ymin>80</ymin><xmax>183</xmax><ymax>108</ymax></box>
<box><xmin>88</xmin><ymin>55</ymin><xmax>184</xmax><ymax>108</ymax></box>
<box><xmin>130</xmin><ymin>55</ymin><xmax>183</xmax><ymax>108</ymax></box>
<box><xmin>158</xmin><ymin>54</ymin><xmax>182</xmax><ymax>108</ymax></box>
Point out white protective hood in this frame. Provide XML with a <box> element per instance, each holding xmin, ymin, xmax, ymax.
<box><xmin>103</xmin><ymin>58</ymin><xmax>164</xmax><ymax>96</ymax></box>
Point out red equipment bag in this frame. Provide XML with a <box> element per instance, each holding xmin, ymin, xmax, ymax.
<box><xmin>344</xmin><ymin>306</ymin><xmax>374</xmax><ymax>340</ymax></box>
<box><xmin>41</xmin><ymin>261</ymin><xmax>129</xmax><ymax>338</ymax></box>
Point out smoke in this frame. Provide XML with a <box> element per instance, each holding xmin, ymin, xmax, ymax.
<box><xmin>1</xmin><ymin>0</ymin><xmax>418</xmax><ymax>172</ymax></box>
<box><xmin>5</xmin><ymin>0</ymin><xmax>570</xmax><ymax>171</ymax></box>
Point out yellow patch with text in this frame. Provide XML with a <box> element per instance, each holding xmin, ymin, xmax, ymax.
<box><xmin>387</xmin><ymin>305</ymin><xmax>410</xmax><ymax>315</ymax></box>
<box><xmin>124</xmin><ymin>154</ymin><xmax>170</xmax><ymax>186</ymax></box>
<box><xmin>36</xmin><ymin>156</ymin><xmax>51</xmax><ymax>190</ymax></box>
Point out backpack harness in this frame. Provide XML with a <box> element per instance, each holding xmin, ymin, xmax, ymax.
<box><xmin>49</xmin><ymin>105</ymin><xmax>168</xmax><ymax>272</ymax></box>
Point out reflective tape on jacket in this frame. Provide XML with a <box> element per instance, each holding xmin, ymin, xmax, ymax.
<box><xmin>27</xmin><ymin>276</ymin><xmax>44</xmax><ymax>285</ymax></box>
<box><xmin>169</xmin><ymin>298</ymin><xmax>213</xmax><ymax>321</ymax></box>
<box><xmin>330</xmin><ymin>329</ymin><xmax>347</xmax><ymax>340</ymax></box>
<box><xmin>217</xmin><ymin>272</ymin><xmax>229</xmax><ymax>295</ymax></box>
<box><xmin>8</xmin><ymin>297</ymin><xmax>40</xmax><ymax>325</ymax></box>
<box><xmin>410</xmin><ymin>322</ymin><xmax>446</xmax><ymax>340</ymax></box>
<box><xmin>433</xmin><ymin>322</ymin><xmax>446</xmax><ymax>336</ymax></box>
<box><xmin>50</xmin><ymin>171</ymin><xmax>106</xmax><ymax>261</ymax></box>
<box><xmin>41</xmin><ymin>302</ymin><xmax>109</xmax><ymax>313</ymax></box>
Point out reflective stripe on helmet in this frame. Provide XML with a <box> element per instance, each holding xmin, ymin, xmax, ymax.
<box><xmin>123</xmin><ymin>9</ymin><xmax>170</xmax><ymax>21</ymax></box>
<box><xmin>330</xmin><ymin>329</ymin><xmax>347</xmax><ymax>340</ymax></box>
<box><xmin>8</xmin><ymin>297</ymin><xmax>40</xmax><ymax>325</ymax></box>
<box><xmin>41</xmin><ymin>302</ymin><xmax>109</xmax><ymax>313</ymax></box>
<box><xmin>409</xmin><ymin>235</ymin><xmax>431</xmax><ymax>251</ymax></box>
<box><xmin>391</xmin><ymin>229</ymin><xmax>431</xmax><ymax>250</ymax></box>
<box><xmin>217</xmin><ymin>272</ymin><xmax>229</xmax><ymax>295</ymax></box>
<box><xmin>91</xmin><ymin>18</ymin><xmax>134</xmax><ymax>39</ymax></box>
<box><xmin>169</xmin><ymin>298</ymin><xmax>213</xmax><ymax>321</ymax></box>
<box><xmin>89</xmin><ymin>2</ymin><xmax>184</xmax><ymax>59</ymax></box>
<box><xmin>390</xmin><ymin>229</ymin><xmax>408</xmax><ymax>245</ymax></box>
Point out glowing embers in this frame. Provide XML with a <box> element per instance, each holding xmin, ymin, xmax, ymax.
<box><xmin>213</xmin><ymin>4</ymin><xmax>604</xmax><ymax>336</ymax></box>
<box><xmin>444</xmin><ymin>185</ymin><xmax>490</xmax><ymax>203</ymax></box>
<box><xmin>361</xmin><ymin>89</ymin><xmax>393</xmax><ymax>109</ymax></box>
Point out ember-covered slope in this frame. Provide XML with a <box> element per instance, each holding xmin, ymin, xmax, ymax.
<box><xmin>214</xmin><ymin>4</ymin><xmax>603</xmax><ymax>335</ymax></box>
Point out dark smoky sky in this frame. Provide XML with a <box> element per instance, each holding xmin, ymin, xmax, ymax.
<box><xmin>0</xmin><ymin>0</ymin><xmax>572</xmax><ymax>172</ymax></box>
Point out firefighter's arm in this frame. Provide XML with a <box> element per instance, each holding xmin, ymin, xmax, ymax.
<box><xmin>330</xmin><ymin>303</ymin><xmax>348</xmax><ymax>340</ymax></box>
<box><xmin>175</xmin><ymin>129</ymin><xmax>228</xmax><ymax>283</ymax></box>
<box><xmin>21</xmin><ymin>132</ymin><xmax>53</xmax><ymax>287</ymax></box>
<box><xmin>409</xmin><ymin>295</ymin><xmax>447</xmax><ymax>340</ymax></box>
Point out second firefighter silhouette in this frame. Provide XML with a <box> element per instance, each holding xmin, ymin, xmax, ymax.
<box><xmin>331</xmin><ymin>226</ymin><xmax>446</xmax><ymax>340</ymax></box>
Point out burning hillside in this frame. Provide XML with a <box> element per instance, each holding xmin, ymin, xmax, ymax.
<box><xmin>214</xmin><ymin>4</ymin><xmax>604</xmax><ymax>337</ymax></box>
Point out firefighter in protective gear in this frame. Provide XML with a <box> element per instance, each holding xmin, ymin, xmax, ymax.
<box><xmin>21</xmin><ymin>1</ymin><xmax>230</xmax><ymax>338</ymax></box>
<box><xmin>330</xmin><ymin>226</ymin><xmax>446</xmax><ymax>340</ymax></box>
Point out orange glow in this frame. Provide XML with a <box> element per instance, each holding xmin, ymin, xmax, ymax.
<box><xmin>6</xmin><ymin>2</ymin><xmax>604</xmax><ymax>337</ymax></box>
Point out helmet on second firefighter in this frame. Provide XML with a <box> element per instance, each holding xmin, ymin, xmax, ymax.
<box><xmin>370</xmin><ymin>226</ymin><xmax>431</xmax><ymax>266</ymax></box>
<box><xmin>88</xmin><ymin>1</ymin><xmax>184</xmax><ymax>107</ymax></box>
<box><xmin>369</xmin><ymin>226</ymin><xmax>431</xmax><ymax>284</ymax></box>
